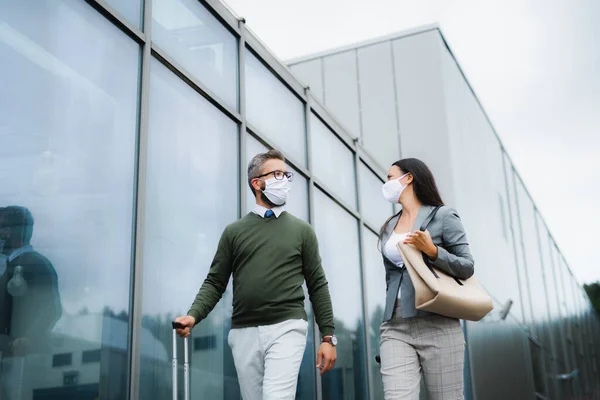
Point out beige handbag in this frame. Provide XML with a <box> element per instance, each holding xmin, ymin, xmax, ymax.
<box><xmin>395</xmin><ymin>208</ymin><xmax>494</xmax><ymax>321</ymax></box>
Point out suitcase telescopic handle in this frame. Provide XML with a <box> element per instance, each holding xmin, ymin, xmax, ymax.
<box><xmin>172</xmin><ymin>320</ymin><xmax>190</xmax><ymax>400</ymax></box>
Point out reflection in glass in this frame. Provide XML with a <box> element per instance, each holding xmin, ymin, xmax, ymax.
<box><xmin>361</xmin><ymin>228</ymin><xmax>386</xmax><ymax>400</ymax></box>
<box><xmin>245</xmin><ymin>49</ymin><xmax>306</xmax><ymax>167</ymax></box>
<box><xmin>140</xmin><ymin>59</ymin><xmax>239</xmax><ymax>400</ymax></box>
<box><xmin>246</xmin><ymin>135</ymin><xmax>309</xmax><ymax>222</ymax></box>
<box><xmin>313</xmin><ymin>190</ymin><xmax>367</xmax><ymax>400</ymax></box>
<box><xmin>504</xmin><ymin>162</ymin><xmax>533</xmax><ymax>326</ymax></box>
<box><xmin>358</xmin><ymin>163</ymin><xmax>392</xmax><ymax>228</ymax></box>
<box><xmin>310</xmin><ymin>114</ymin><xmax>357</xmax><ymax>209</ymax></box>
<box><xmin>0</xmin><ymin>207</ymin><xmax>62</xmax><ymax>399</ymax></box>
<box><xmin>152</xmin><ymin>0</ymin><xmax>238</xmax><ymax>109</ymax></box>
<box><xmin>0</xmin><ymin>1</ymin><xmax>139</xmax><ymax>398</ymax></box>
<box><xmin>515</xmin><ymin>178</ymin><xmax>548</xmax><ymax>336</ymax></box>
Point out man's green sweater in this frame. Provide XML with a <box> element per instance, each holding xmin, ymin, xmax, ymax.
<box><xmin>188</xmin><ymin>211</ymin><xmax>335</xmax><ymax>336</ymax></box>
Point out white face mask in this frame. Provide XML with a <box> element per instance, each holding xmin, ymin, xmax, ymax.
<box><xmin>262</xmin><ymin>177</ymin><xmax>291</xmax><ymax>206</ymax></box>
<box><xmin>382</xmin><ymin>173</ymin><xmax>409</xmax><ymax>204</ymax></box>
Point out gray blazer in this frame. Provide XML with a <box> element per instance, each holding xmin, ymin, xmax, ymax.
<box><xmin>380</xmin><ymin>205</ymin><xmax>475</xmax><ymax>321</ymax></box>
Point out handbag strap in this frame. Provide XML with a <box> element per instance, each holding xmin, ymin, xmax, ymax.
<box><xmin>419</xmin><ymin>205</ymin><xmax>443</xmax><ymax>232</ymax></box>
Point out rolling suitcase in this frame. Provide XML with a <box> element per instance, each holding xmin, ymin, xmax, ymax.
<box><xmin>172</xmin><ymin>321</ymin><xmax>190</xmax><ymax>400</ymax></box>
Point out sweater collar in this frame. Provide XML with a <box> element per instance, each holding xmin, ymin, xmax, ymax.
<box><xmin>253</xmin><ymin>204</ymin><xmax>285</xmax><ymax>218</ymax></box>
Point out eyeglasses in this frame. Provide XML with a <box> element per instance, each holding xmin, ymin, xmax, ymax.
<box><xmin>255</xmin><ymin>170</ymin><xmax>294</xmax><ymax>182</ymax></box>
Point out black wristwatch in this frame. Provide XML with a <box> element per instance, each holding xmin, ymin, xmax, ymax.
<box><xmin>322</xmin><ymin>335</ymin><xmax>338</xmax><ymax>346</ymax></box>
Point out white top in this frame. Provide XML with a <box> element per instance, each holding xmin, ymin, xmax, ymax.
<box><xmin>384</xmin><ymin>231</ymin><xmax>408</xmax><ymax>299</ymax></box>
<box><xmin>253</xmin><ymin>204</ymin><xmax>285</xmax><ymax>218</ymax></box>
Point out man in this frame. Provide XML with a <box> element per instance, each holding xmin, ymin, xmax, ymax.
<box><xmin>175</xmin><ymin>150</ymin><xmax>337</xmax><ymax>399</ymax></box>
<box><xmin>0</xmin><ymin>206</ymin><xmax>62</xmax><ymax>399</ymax></box>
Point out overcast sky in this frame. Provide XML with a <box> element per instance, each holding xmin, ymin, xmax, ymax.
<box><xmin>225</xmin><ymin>0</ymin><xmax>600</xmax><ymax>285</ymax></box>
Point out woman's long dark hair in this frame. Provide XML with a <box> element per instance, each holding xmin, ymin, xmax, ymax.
<box><xmin>378</xmin><ymin>158</ymin><xmax>444</xmax><ymax>242</ymax></box>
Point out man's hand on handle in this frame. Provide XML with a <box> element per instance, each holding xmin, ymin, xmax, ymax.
<box><xmin>316</xmin><ymin>342</ymin><xmax>337</xmax><ymax>375</ymax></box>
<box><xmin>174</xmin><ymin>315</ymin><xmax>196</xmax><ymax>338</ymax></box>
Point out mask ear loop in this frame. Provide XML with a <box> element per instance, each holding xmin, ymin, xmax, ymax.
<box><xmin>398</xmin><ymin>172</ymin><xmax>409</xmax><ymax>186</ymax></box>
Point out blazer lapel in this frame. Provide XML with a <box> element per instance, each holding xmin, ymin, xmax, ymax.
<box><xmin>411</xmin><ymin>205</ymin><xmax>434</xmax><ymax>232</ymax></box>
<box><xmin>380</xmin><ymin>205</ymin><xmax>434</xmax><ymax>262</ymax></box>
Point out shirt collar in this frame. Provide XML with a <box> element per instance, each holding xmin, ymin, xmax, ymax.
<box><xmin>253</xmin><ymin>204</ymin><xmax>285</xmax><ymax>218</ymax></box>
<box><xmin>8</xmin><ymin>245</ymin><xmax>34</xmax><ymax>263</ymax></box>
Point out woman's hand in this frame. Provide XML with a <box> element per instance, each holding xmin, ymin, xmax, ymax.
<box><xmin>404</xmin><ymin>230</ymin><xmax>438</xmax><ymax>259</ymax></box>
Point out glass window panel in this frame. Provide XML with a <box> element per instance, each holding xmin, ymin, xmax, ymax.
<box><xmin>557</xmin><ymin>255</ymin><xmax>578</xmax><ymax>376</ymax></box>
<box><xmin>244</xmin><ymin>135</ymin><xmax>315</xmax><ymax>399</ymax></box>
<box><xmin>245</xmin><ymin>49</ymin><xmax>306</xmax><ymax>167</ymax></box>
<box><xmin>322</xmin><ymin>50</ymin><xmax>361</xmax><ymax>137</ymax></box>
<box><xmin>0</xmin><ymin>1</ymin><xmax>139</xmax><ymax>398</ymax></box>
<box><xmin>515</xmin><ymin>178</ymin><xmax>549</xmax><ymax>339</ymax></box>
<box><xmin>152</xmin><ymin>0</ymin><xmax>238</xmax><ymax>109</ymax></box>
<box><xmin>537</xmin><ymin>214</ymin><xmax>561</xmax><ymax>337</ymax></box>
<box><xmin>310</xmin><ymin>114</ymin><xmax>357</xmax><ymax>209</ymax></box>
<box><xmin>549</xmin><ymin>241</ymin><xmax>568</xmax><ymax>364</ymax></box>
<box><xmin>245</xmin><ymin>135</ymin><xmax>309</xmax><ymax>222</ymax></box>
<box><xmin>438</xmin><ymin>45</ymin><xmax>520</xmax><ymax>321</ymax></box>
<box><xmin>358</xmin><ymin>162</ymin><xmax>393</xmax><ymax>228</ymax></box>
<box><xmin>106</xmin><ymin>0</ymin><xmax>142</xmax><ymax>28</ymax></box>
<box><xmin>290</xmin><ymin>59</ymin><xmax>324</xmax><ymax>102</ymax></box>
<box><xmin>529</xmin><ymin>338</ymin><xmax>549</xmax><ymax>397</ymax></box>
<box><xmin>504</xmin><ymin>159</ymin><xmax>531</xmax><ymax>325</ymax></box>
<box><xmin>551</xmin><ymin>244</ymin><xmax>572</xmax><ymax>367</ymax></box>
<box><xmin>140</xmin><ymin>59</ymin><xmax>240</xmax><ymax>399</ymax></box>
<box><xmin>362</xmin><ymin>228</ymin><xmax>386</xmax><ymax>400</ymax></box>
<box><xmin>314</xmin><ymin>190</ymin><xmax>367</xmax><ymax>399</ymax></box>
<box><xmin>357</xmin><ymin>43</ymin><xmax>399</xmax><ymax>164</ymax></box>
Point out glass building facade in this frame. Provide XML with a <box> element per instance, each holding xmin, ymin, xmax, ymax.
<box><xmin>0</xmin><ymin>2</ymin><xmax>597</xmax><ymax>400</ymax></box>
<box><xmin>289</xmin><ymin>27</ymin><xmax>600</xmax><ymax>400</ymax></box>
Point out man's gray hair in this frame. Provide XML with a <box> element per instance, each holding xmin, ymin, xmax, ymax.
<box><xmin>247</xmin><ymin>149</ymin><xmax>285</xmax><ymax>191</ymax></box>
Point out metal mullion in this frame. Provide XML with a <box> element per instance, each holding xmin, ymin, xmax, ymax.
<box><xmin>304</xmin><ymin>87</ymin><xmax>323</xmax><ymax>400</ymax></box>
<box><xmin>389</xmin><ymin>39</ymin><xmax>403</xmax><ymax>159</ymax></box>
<box><xmin>357</xmin><ymin>152</ymin><xmax>387</xmax><ymax>182</ymax></box>
<box><xmin>354</xmin><ymin>49</ymin><xmax>365</xmax><ymax>144</ymax></box>
<box><xmin>150</xmin><ymin>45</ymin><xmax>243</xmax><ymax>124</ymax></box>
<box><xmin>511</xmin><ymin>166</ymin><xmax>537</xmax><ymax>330</ymax></box>
<box><xmin>557</xmin><ymin>252</ymin><xmax>575</xmax><ymax>368</ymax></box>
<box><xmin>549</xmin><ymin>239</ymin><xmax>571</xmax><ymax>371</ymax></box>
<box><xmin>355</xmin><ymin>149</ymin><xmax>374</xmax><ymax>400</ymax></box>
<box><xmin>568</xmin><ymin>271</ymin><xmax>584</xmax><ymax>399</ymax></box>
<box><xmin>128</xmin><ymin>0</ymin><xmax>152</xmax><ymax>398</ymax></box>
<box><xmin>201</xmin><ymin>0</ymin><xmax>242</xmax><ymax>37</ymax></box>
<box><xmin>362</xmin><ymin>221</ymin><xmax>380</xmax><ymax>237</ymax></box>
<box><xmin>501</xmin><ymin>154</ymin><xmax>530</xmax><ymax>328</ymax></box>
<box><xmin>238</xmin><ymin>19</ymin><xmax>248</xmax><ymax>217</ymax></box>
<box><xmin>84</xmin><ymin>0</ymin><xmax>145</xmax><ymax>44</ymax></box>
<box><xmin>533</xmin><ymin>213</ymin><xmax>557</xmax><ymax>396</ymax></box>
<box><xmin>245</xmin><ymin>124</ymin><xmax>310</xmax><ymax>178</ymax></box>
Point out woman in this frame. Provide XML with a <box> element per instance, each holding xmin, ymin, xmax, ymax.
<box><xmin>378</xmin><ymin>158</ymin><xmax>474</xmax><ymax>400</ymax></box>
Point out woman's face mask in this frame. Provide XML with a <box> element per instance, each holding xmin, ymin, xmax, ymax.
<box><xmin>382</xmin><ymin>172</ymin><xmax>410</xmax><ymax>204</ymax></box>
